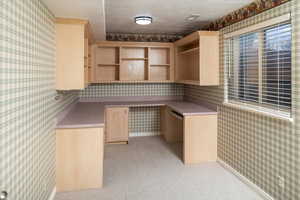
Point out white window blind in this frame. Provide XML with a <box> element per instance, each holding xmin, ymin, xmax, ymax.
<box><xmin>225</xmin><ymin>22</ymin><xmax>292</xmax><ymax>117</ymax></box>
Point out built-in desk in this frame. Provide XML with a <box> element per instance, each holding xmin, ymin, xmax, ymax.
<box><xmin>56</xmin><ymin>100</ymin><xmax>217</xmax><ymax>128</ymax></box>
<box><xmin>55</xmin><ymin>98</ymin><xmax>217</xmax><ymax>192</ymax></box>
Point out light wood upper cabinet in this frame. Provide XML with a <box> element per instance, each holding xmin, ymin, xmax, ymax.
<box><xmin>55</xmin><ymin>18</ymin><xmax>93</xmax><ymax>90</ymax></box>
<box><xmin>92</xmin><ymin>41</ymin><xmax>174</xmax><ymax>83</ymax></box>
<box><xmin>174</xmin><ymin>31</ymin><xmax>219</xmax><ymax>86</ymax></box>
<box><xmin>105</xmin><ymin>107</ymin><xmax>129</xmax><ymax>143</ymax></box>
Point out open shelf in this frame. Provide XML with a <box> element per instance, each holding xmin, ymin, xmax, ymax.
<box><xmin>174</xmin><ymin>31</ymin><xmax>219</xmax><ymax>86</ymax></box>
<box><xmin>150</xmin><ymin>64</ymin><xmax>170</xmax><ymax>67</ymax></box>
<box><xmin>120</xmin><ymin>60</ymin><xmax>147</xmax><ymax>81</ymax></box>
<box><xmin>179</xmin><ymin>47</ymin><xmax>199</xmax><ymax>55</ymax></box>
<box><xmin>95</xmin><ymin>46</ymin><xmax>120</xmax><ymax>81</ymax></box>
<box><xmin>121</xmin><ymin>58</ymin><xmax>148</xmax><ymax>61</ymax></box>
<box><xmin>150</xmin><ymin>48</ymin><xmax>170</xmax><ymax>65</ymax></box>
<box><xmin>93</xmin><ymin>42</ymin><xmax>174</xmax><ymax>83</ymax></box>
<box><xmin>95</xmin><ymin>65</ymin><xmax>119</xmax><ymax>81</ymax></box>
<box><xmin>96</xmin><ymin>47</ymin><xmax>119</xmax><ymax>65</ymax></box>
<box><xmin>149</xmin><ymin>65</ymin><xmax>170</xmax><ymax>81</ymax></box>
<box><xmin>122</xmin><ymin>47</ymin><xmax>148</xmax><ymax>59</ymax></box>
<box><xmin>98</xmin><ymin>64</ymin><xmax>119</xmax><ymax>66</ymax></box>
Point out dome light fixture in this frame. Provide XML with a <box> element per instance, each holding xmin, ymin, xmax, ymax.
<box><xmin>135</xmin><ymin>16</ymin><xmax>152</xmax><ymax>25</ymax></box>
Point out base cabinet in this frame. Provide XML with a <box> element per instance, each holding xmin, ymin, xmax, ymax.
<box><xmin>56</xmin><ymin>128</ymin><xmax>104</xmax><ymax>192</ymax></box>
<box><xmin>162</xmin><ymin>107</ymin><xmax>217</xmax><ymax>164</ymax></box>
<box><xmin>105</xmin><ymin>107</ymin><xmax>129</xmax><ymax>143</ymax></box>
<box><xmin>183</xmin><ymin>115</ymin><xmax>217</xmax><ymax>164</ymax></box>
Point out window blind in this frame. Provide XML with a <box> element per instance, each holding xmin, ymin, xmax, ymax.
<box><xmin>226</xmin><ymin>22</ymin><xmax>292</xmax><ymax>117</ymax></box>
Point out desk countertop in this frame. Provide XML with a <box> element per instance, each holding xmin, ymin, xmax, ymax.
<box><xmin>56</xmin><ymin>100</ymin><xmax>217</xmax><ymax>129</ymax></box>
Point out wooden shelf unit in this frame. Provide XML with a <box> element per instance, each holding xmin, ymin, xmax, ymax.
<box><xmin>174</xmin><ymin>31</ymin><xmax>219</xmax><ymax>86</ymax></box>
<box><xmin>93</xmin><ymin>46</ymin><xmax>120</xmax><ymax>82</ymax></box>
<box><xmin>92</xmin><ymin>41</ymin><xmax>174</xmax><ymax>83</ymax></box>
<box><xmin>149</xmin><ymin>47</ymin><xmax>171</xmax><ymax>81</ymax></box>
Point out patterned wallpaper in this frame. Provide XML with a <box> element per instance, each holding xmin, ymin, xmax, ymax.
<box><xmin>106</xmin><ymin>32</ymin><xmax>182</xmax><ymax>42</ymax></box>
<box><xmin>204</xmin><ymin>0</ymin><xmax>290</xmax><ymax>31</ymax></box>
<box><xmin>185</xmin><ymin>2</ymin><xmax>299</xmax><ymax>200</ymax></box>
<box><xmin>1</xmin><ymin>1</ymin><xmax>298</xmax><ymax>200</ymax></box>
<box><xmin>79</xmin><ymin>83</ymin><xmax>184</xmax><ymax>98</ymax></box>
<box><xmin>129</xmin><ymin>107</ymin><xmax>161</xmax><ymax>137</ymax></box>
<box><xmin>291</xmin><ymin>1</ymin><xmax>300</xmax><ymax>199</ymax></box>
<box><xmin>1</xmin><ymin>1</ymin><xmax>78</xmax><ymax>200</ymax></box>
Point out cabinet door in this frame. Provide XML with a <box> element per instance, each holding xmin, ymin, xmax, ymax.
<box><xmin>56</xmin><ymin>23</ymin><xmax>86</xmax><ymax>90</ymax></box>
<box><xmin>183</xmin><ymin>115</ymin><xmax>217</xmax><ymax>164</ymax></box>
<box><xmin>56</xmin><ymin>128</ymin><xmax>104</xmax><ymax>192</ymax></box>
<box><xmin>199</xmin><ymin>35</ymin><xmax>219</xmax><ymax>85</ymax></box>
<box><xmin>105</xmin><ymin>107</ymin><xmax>129</xmax><ymax>143</ymax></box>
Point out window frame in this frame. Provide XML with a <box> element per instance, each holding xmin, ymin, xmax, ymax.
<box><xmin>224</xmin><ymin>14</ymin><xmax>292</xmax><ymax>119</ymax></box>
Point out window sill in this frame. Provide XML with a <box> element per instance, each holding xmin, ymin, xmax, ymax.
<box><xmin>222</xmin><ymin>102</ymin><xmax>293</xmax><ymax>123</ymax></box>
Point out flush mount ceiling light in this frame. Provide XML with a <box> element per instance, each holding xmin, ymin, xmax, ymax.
<box><xmin>135</xmin><ymin>16</ymin><xmax>152</xmax><ymax>25</ymax></box>
<box><xmin>186</xmin><ymin>14</ymin><xmax>201</xmax><ymax>21</ymax></box>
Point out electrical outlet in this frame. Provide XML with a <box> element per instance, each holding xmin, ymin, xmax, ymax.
<box><xmin>277</xmin><ymin>175</ymin><xmax>285</xmax><ymax>189</ymax></box>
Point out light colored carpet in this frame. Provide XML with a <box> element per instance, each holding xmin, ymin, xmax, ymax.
<box><xmin>55</xmin><ymin>136</ymin><xmax>263</xmax><ymax>200</ymax></box>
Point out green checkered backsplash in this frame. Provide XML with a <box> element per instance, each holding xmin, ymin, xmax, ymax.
<box><xmin>129</xmin><ymin>107</ymin><xmax>161</xmax><ymax>136</ymax></box>
<box><xmin>80</xmin><ymin>83</ymin><xmax>183</xmax><ymax>135</ymax></box>
<box><xmin>185</xmin><ymin>2</ymin><xmax>300</xmax><ymax>200</ymax></box>
<box><xmin>1</xmin><ymin>1</ymin><xmax>78</xmax><ymax>200</ymax></box>
<box><xmin>79</xmin><ymin>83</ymin><xmax>184</xmax><ymax>97</ymax></box>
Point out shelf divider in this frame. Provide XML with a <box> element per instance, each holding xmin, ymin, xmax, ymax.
<box><xmin>147</xmin><ymin>47</ymin><xmax>151</xmax><ymax>80</ymax></box>
<box><xmin>121</xmin><ymin>58</ymin><xmax>148</xmax><ymax>61</ymax></box>
<box><xmin>179</xmin><ymin>47</ymin><xmax>199</xmax><ymax>55</ymax></box>
<box><xmin>150</xmin><ymin>64</ymin><xmax>170</xmax><ymax>67</ymax></box>
<box><xmin>98</xmin><ymin>64</ymin><xmax>119</xmax><ymax>66</ymax></box>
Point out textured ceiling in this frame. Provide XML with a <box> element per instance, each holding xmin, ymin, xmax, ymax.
<box><xmin>42</xmin><ymin>0</ymin><xmax>106</xmax><ymax>40</ymax></box>
<box><xmin>42</xmin><ymin>0</ymin><xmax>254</xmax><ymax>40</ymax></box>
<box><xmin>105</xmin><ymin>0</ymin><xmax>254</xmax><ymax>35</ymax></box>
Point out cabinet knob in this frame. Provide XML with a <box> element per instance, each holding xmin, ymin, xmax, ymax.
<box><xmin>0</xmin><ymin>191</ymin><xmax>8</xmax><ymax>200</ymax></box>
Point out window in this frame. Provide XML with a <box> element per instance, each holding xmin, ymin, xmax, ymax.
<box><xmin>226</xmin><ymin>21</ymin><xmax>292</xmax><ymax>117</ymax></box>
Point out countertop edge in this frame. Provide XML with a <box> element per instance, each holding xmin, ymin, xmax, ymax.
<box><xmin>56</xmin><ymin>123</ymin><xmax>105</xmax><ymax>129</ymax></box>
<box><xmin>56</xmin><ymin>100</ymin><xmax>218</xmax><ymax>129</ymax></box>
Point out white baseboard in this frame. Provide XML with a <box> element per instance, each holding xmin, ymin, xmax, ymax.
<box><xmin>130</xmin><ymin>131</ymin><xmax>161</xmax><ymax>137</ymax></box>
<box><xmin>48</xmin><ymin>187</ymin><xmax>56</xmax><ymax>200</ymax></box>
<box><xmin>217</xmin><ymin>159</ymin><xmax>273</xmax><ymax>200</ymax></box>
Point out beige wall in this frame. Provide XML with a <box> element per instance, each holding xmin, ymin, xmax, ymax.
<box><xmin>0</xmin><ymin>1</ymin><xmax>78</xmax><ymax>200</ymax></box>
<box><xmin>184</xmin><ymin>2</ymin><xmax>299</xmax><ymax>200</ymax></box>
